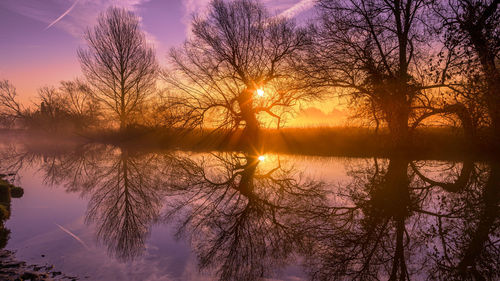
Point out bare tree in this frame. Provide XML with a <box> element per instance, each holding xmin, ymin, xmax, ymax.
<box><xmin>304</xmin><ymin>0</ymin><xmax>461</xmax><ymax>149</ymax></box>
<box><xmin>78</xmin><ymin>7</ymin><xmax>158</xmax><ymax>130</ymax></box>
<box><xmin>20</xmin><ymin>83</ymin><xmax>98</xmax><ymax>132</ymax></box>
<box><xmin>59</xmin><ymin>80</ymin><xmax>99</xmax><ymax>120</ymax></box>
<box><xmin>0</xmin><ymin>80</ymin><xmax>26</xmax><ymax>128</ymax></box>
<box><xmin>164</xmin><ymin>0</ymin><xmax>316</xmax><ymax>148</ymax></box>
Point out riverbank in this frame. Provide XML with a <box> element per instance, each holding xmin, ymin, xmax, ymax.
<box><xmin>0</xmin><ymin>250</ymin><xmax>77</xmax><ymax>280</ymax></box>
<box><xmin>86</xmin><ymin>126</ymin><xmax>495</xmax><ymax>160</ymax></box>
<box><xmin>1</xmin><ymin>126</ymin><xmax>496</xmax><ymax>160</ymax></box>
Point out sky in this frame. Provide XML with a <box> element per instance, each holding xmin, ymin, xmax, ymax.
<box><xmin>0</xmin><ymin>0</ymin><xmax>345</xmax><ymax>125</ymax></box>
<box><xmin>0</xmin><ymin>0</ymin><xmax>315</xmax><ymax>97</ymax></box>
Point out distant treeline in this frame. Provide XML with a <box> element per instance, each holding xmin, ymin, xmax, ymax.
<box><xmin>0</xmin><ymin>0</ymin><xmax>498</xmax><ymax>151</ymax></box>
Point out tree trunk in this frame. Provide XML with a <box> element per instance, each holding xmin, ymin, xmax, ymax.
<box><xmin>486</xmin><ymin>84</ymin><xmax>500</xmax><ymax>148</ymax></box>
<box><xmin>119</xmin><ymin>108</ymin><xmax>127</xmax><ymax>132</ymax></box>
<box><xmin>385</xmin><ymin>100</ymin><xmax>410</xmax><ymax>151</ymax></box>
<box><xmin>458</xmin><ymin>161</ymin><xmax>500</xmax><ymax>279</ymax></box>
<box><xmin>236</xmin><ymin>155</ymin><xmax>259</xmax><ymax>199</ymax></box>
<box><xmin>238</xmin><ymin>89</ymin><xmax>261</xmax><ymax>150</ymax></box>
<box><xmin>466</xmin><ymin>18</ymin><xmax>500</xmax><ymax>148</ymax></box>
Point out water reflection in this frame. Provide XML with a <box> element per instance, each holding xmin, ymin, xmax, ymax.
<box><xmin>1</xmin><ymin>142</ymin><xmax>498</xmax><ymax>280</ymax></box>
<box><xmin>2</xmin><ymin>144</ymin><xmax>175</xmax><ymax>261</ymax></box>
<box><xmin>165</xmin><ymin>152</ymin><xmax>328</xmax><ymax>280</ymax></box>
<box><xmin>303</xmin><ymin>156</ymin><xmax>499</xmax><ymax>281</ymax></box>
<box><xmin>427</xmin><ymin>162</ymin><xmax>500</xmax><ymax>280</ymax></box>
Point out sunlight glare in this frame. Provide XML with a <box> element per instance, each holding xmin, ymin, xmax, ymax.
<box><xmin>258</xmin><ymin>155</ymin><xmax>266</xmax><ymax>161</ymax></box>
<box><xmin>256</xmin><ymin>88</ymin><xmax>264</xmax><ymax>97</ymax></box>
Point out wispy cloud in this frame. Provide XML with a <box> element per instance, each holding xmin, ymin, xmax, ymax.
<box><xmin>276</xmin><ymin>0</ymin><xmax>315</xmax><ymax>19</ymax></box>
<box><xmin>3</xmin><ymin>0</ymin><xmax>156</xmax><ymax>45</ymax></box>
<box><xmin>181</xmin><ymin>0</ymin><xmax>212</xmax><ymax>37</ymax></box>
<box><xmin>180</xmin><ymin>0</ymin><xmax>315</xmax><ymax>37</ymax></box>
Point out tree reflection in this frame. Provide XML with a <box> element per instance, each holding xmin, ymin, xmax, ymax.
<box><xmin>2</xmin><ymin>142</ymin><xmax>498</xmax><ymax>280</ymax></box>
<box><xmin>82</xmin><ymin>147</ymin><xmax>170</xmax><ymax>261</ymax></box>
<box><xmin>165</xmin><ymin>151</ymin><xmax>327</xmax><ymax>281</ymax></box>
<box><xmin>303</xmin><ymin>155</ymin><xmax>499</xmax><ymax>281</ymax></box>
<box><xmin>423</xmin><ymin>161</ymin><xmax>500</xmax><ymax>280</ymax></box>
<box><xmin>302</xmin><ymin>157</ymin><xmax>414</xmax><ymax>280</ymax></box>
<box><xmin>1</xmin><ymin>143</ymin><xmax>174</xmax><ymax>261</ymax></box>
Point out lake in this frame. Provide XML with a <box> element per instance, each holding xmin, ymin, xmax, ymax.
<box><xmin>1</xmin><ymin>139</ymin><xmax>498</xmax><ymax>281</ymax></box>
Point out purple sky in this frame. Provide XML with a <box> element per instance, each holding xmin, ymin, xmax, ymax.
<box><xmin>0</xmin><ymin>0</ymin><xmax>316</xmax><ymax>102</ymax></box>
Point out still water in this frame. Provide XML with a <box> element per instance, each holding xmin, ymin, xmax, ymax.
<box><xmin>0</xmin><ymin>140</ymin><xmax>498</xmax><ymax>280</ymax></box>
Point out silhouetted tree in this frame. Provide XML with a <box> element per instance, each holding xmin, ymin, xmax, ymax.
<box><xmin>165</xmin><ymin>0</ymin><xmax>315</xmax><ymax>148</ymax></box>
<box><xmin>304</xmin><ymin>0</ymin><xmax>461</xmax><ymax>149</ymax></box>
<box><xmin>78</xmin><ymin>7</ymin><xmax>158</xmax><ymax>130</ymax></box>
<box><xmin>15</xmin><ymin>83</ymin><xmax>100</xmax><ymax>132</ymax></box>
<box><xmin>34</xmin><ymin>86</ymin><xmax>68</xmax><ymax>131</ymax></box>
<box><xmin>437</xmin><ymin>0</ymin><xmax>500</xmax><ymax>144</ymax></box>
<box><xmin>0</xmin><ymin>80</ymin><xmax>26</xmax><ymax>128</ymax></box>
<box><xmin>59</xmin><ymin>79</ymin><xmax>100</xmax><ymax>128</ymax></box>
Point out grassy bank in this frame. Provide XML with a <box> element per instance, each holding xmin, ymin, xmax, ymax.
<box><xmin>78</xmin><ymin>126</ymin><xmax>495</xmax><ymax>160</ymax></box>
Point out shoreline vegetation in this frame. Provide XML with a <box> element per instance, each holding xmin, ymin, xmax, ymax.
<box><xmin>1</xmin><ymin>126</ymin><xmax>495</xmax><ymax>160</ymax></box>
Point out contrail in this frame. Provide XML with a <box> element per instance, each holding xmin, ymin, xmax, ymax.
<box><xmin>278</xmin><ymin>0</ymin><xmax>315</xmax><ymax>19</ymax></box>
<box><xmin>45</xmin><ymin>0</ymin><xmax>80</xmax><ymax>30</ymax></box>
<box><xmin>55</xmin><ymin>223</ymin><xmax>89</xmax><ymax>249</ymax></box>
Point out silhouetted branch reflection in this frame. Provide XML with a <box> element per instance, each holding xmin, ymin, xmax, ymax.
<box><xmin>302</xmin><ymin>157</ymin><xmax>414</xmax><ymax>280</ymax></box>
<box><xmin>83</xmin><ymin>147</ymin><xmax>170</xmax><ymax>261</ymax></box>
<box><xmin>2</xmin><ymin>142</ymin><xmax>498</xmax><ymax>280</ymax></box>
<box><xmin>165</xmin><ymin>151</ymin><xmax>328</xmax><ymax>281</ymax></box>
<box><xmin>303</xmin><ymin>156</ymin><xmax>499</xmax><ymax>281</ymax></box>
<box><xmin>1</xmin><ymin>143</ymin><xmax>176</xmax><ymax>261</ymax></box>
<box><xmin>420</xmin><ymin>161</ymin><xmax>500</xmax><ymax>280</ymax></box>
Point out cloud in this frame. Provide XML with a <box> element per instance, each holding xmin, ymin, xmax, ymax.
<box><xmin>276</xmin><ymin>0</ymin><xmax>315</xmax><ymax>19</ymax></box>
<box><xmin>181</xmin><ymin>0</ymin><xmax>212</xmax><ymax>37</ymax></box>
<box><xmin>180</xmin><ymin>0</ymin><xmax>316</xmax><ymax>38</ymax></box>
<box><xmin>3</xmin><ymin>0</ymin><xmax>157</xmax><ymax>46</ymax></box>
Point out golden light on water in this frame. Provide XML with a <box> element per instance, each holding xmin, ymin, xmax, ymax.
<box><xmin>256</xmin><ymin>88</ymin><xmax>264</xmax><ymax>97</ymax></box>
<box><xmin>258</xmin><ymin>155</ymin><xmax>266</xmax><ymax>161</ymax></box>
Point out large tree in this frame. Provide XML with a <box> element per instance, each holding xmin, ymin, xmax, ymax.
<box><xmin>165</xmin><ymin>0</ymin><xmax>315</xmax><ymax>149</ymax></box>
<box><xmin>78</xmin><ymin>7</ymin><xmax>158</xmax><ymax>130</ymax></box>
<box><xmin>304</xmin><ymin>0</ymin><xmax>455</xmax><ymax>149</ymax></box>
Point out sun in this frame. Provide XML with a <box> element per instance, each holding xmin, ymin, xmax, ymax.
<box><xmin>256</xmin><ymin>88</ymin><xmax>264</xmax><ymax>97</ymax></box>
<box><xmin>258</xmin><ymin>155</ymin><xmax>266</xmax><ymax>161</ymax></box>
